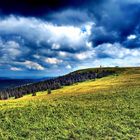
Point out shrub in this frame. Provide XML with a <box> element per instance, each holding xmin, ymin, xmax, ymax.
<box><xmin>32</xmin><ymin>92</ymin><xmax>36</xmax><ymax>96</ymax></box>
<box><xmin>48</xmin><ymin>89</ymin><xmax>51</xmax><ymax>94</ymax></box>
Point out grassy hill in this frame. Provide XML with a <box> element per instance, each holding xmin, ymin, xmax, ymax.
<box><xmin>0</xmin><ymin>67</ymin><xmax>140</xmax><ymax>139</ymax></box>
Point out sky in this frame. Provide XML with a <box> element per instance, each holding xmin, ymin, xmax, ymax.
<box><xmin>0</xmin><ymin>0</ymin><xmax>140</xmax><ymax>78</ymax></box>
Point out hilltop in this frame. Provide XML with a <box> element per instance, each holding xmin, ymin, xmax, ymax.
<box><xmin>0</xmin><ymin>67</ymin><xmax>140</xmax><ymax>139</ymax></box>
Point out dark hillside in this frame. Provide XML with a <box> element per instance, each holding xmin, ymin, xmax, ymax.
<box><xmin>0</xmin><ymin>67</ymin><xmax>123</xmax><ymax>100</ymax></box>
<box><xmin>0</xmin><ymin>79</ymin><xmax>37</xmax><ymax>90</ymax></box>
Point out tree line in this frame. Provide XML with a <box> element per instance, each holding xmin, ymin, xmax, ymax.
<box><xmin>0</xmin><ymin>69</ymin><xmax>116</xmax><ymax>100</ymax></box>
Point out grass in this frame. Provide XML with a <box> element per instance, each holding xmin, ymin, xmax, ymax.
<box><xmin>0</xmin><ymin>67</ymin><xmax>140</xmax><ymax>139</ymax></box>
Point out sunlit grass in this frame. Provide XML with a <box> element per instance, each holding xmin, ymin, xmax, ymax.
<box><xmin>0</xmin><ymin>67</ymin><xmax>140</xmax><ymax>139</ymax></box>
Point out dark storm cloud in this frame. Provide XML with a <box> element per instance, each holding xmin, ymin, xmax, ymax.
<box><xmin>1</xmin><ymin>0</ymin><xmax>140</xmax><ymax>77</ymax></box>
<box><xmin>0</xmin><ymin>0</ymin><xmax>103</xmax><ymax>16</ymax></box>
<box><xmin>123</xmin><ymin>37</ymin><xmax>140</xmax><ymax>48</ymax></box>
<box><xmin>90</xmin><ymin>1</ymin><xmax>140</xmax><ymax>47</ymax></box>
<box><xmin>45</xmin><ymin>9</ymin><xmax>93</xmax><ymax>26</ymax></box>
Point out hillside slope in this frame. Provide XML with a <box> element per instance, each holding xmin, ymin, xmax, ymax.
<box><xmin>0</xmin><ymin>67</ymin><xmax>119</xmax><ymax>99</ymax></box>
<box><xmin>0</xmin><ymin>67</ymin><xmax>140</xmax><ymax>139</ymax></box>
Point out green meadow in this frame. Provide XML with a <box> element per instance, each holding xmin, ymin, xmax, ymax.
<box><xmin>0</xmin><ymin>67</ymin><xmax>140</xmax><ymax>139</ymax></box>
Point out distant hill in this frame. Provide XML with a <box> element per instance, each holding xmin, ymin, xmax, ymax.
<box><xmin>0</xmin><ymin>77</ymin><xmax>52</xmax><ymax>90</ymax></box>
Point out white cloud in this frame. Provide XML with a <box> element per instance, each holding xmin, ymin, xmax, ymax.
<box><xmin>127</xmin><ymin>34</ymin><xmax>137</xmax><ymax>40</ymax></box>
<box><xmin>86</xmin><ymin>41</ymin><xmax>92</xmax><ymax>49</ymax></box>
<box><xmin>76</xmin><ymin>53</ymin><xmax>88</xmax><ymax>60</ymax></box>
<box><xmin>33</xmin><ymin>54</ymin><xmax>41</xmax><ymax>59</ymax></box>
<box><xmin>95</xmin><ymin>43</ymin><xmax>140</xmax><ymax>59</ymax></box>
<box><xmin>16</xmin><ymin>61</ymin><xmax>45</xmax><ymax>70</ymax></box>
<box><xmin>52</xmin><ymin>43</ymin><xmax>60</xmax><ymax>49</ymax></box>
<box><xmin>59</xmin><ymin>51</ymin><xmax>68</xmax><ymax>57</ymax></box>
<box><xmin>75</xmin><ymin>51</ymin><xmax>95</xmax><ymax>60</ymax></box>
<box><xmin>0</xmin><ymin>16</ymin><xmax>94</xmax><ymax>71</ymax></box>
<box><xmin>0</xmin><ymin>16</ymin><xmax>93</xmax><ymax>51</ymax></box>
<box><xmin>24</xmin><ymin>61</ymin><xmax>45</xmax><ymax>70</ymax></box>
<box><xmin>83</xmin><ymin>22</ymin><xmax>94</xmax><ymax>35</ymax></box>
<box><xmin>10</xmin><ymin>67</ymin><xmax>22</xmax><ymax>71</ymax></box>
<box><xmin>45</xmin><ymin>58</ymin><xmax>63</xmax><ymax>64</ymax></box>
<box><xmin>66</xmin><ymin>65</ymin><xmax>72</xmax><ymax>69</ymax></box>
<box><xmin>0</xmin><ymin>39</ymin><xmax>21</xmax><ymax>61</ymax></box>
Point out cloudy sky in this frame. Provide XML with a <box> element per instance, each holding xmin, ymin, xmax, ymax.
<box><xmin>0</xmin><ymin>0</ymin><xmax>140</xmax><ymax>78</ymax></box>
